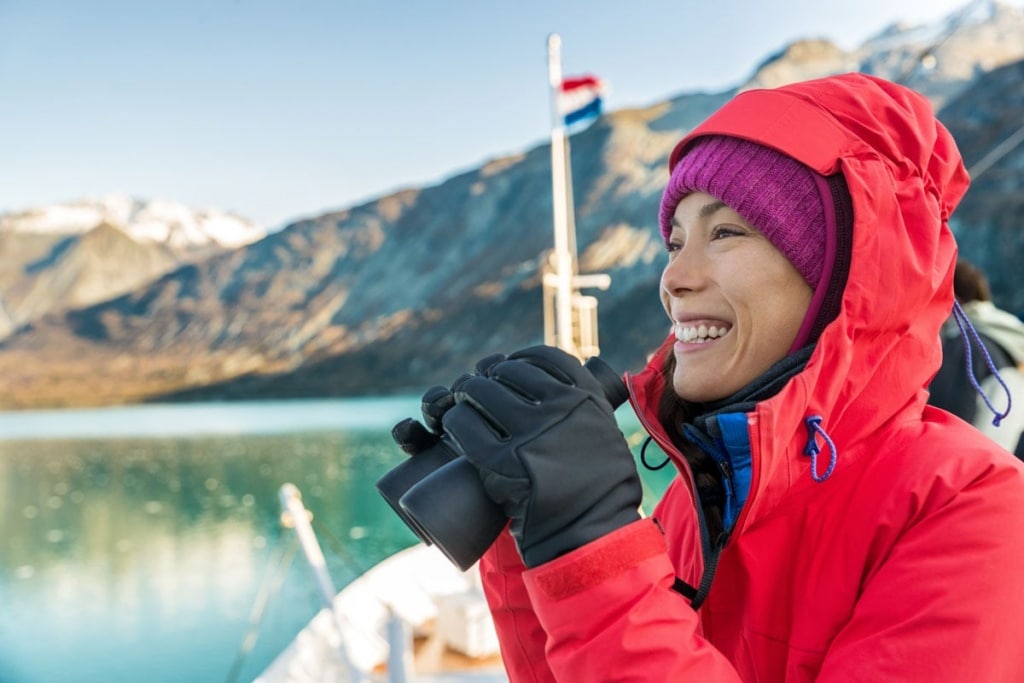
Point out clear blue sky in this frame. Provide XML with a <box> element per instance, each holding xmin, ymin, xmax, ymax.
<box><xmin>0</xmin><ymin>0</ymin><xmax>1006</xmax><ymax>229</ymax></box>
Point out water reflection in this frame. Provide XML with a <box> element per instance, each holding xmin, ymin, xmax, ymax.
<box><xmin>0</xmin><ymin>410</ymin><xmax>670</xmax><ymax>683</ymax></box>
<box><xmin>0</xmin><ymin>431</ymin><xmax>418</xmax><ymax>683</ymax></box>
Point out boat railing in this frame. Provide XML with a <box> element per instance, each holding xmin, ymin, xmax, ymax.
<box><xmin>241</xmin><ymin>483</ymin><xmax>504</xmax><ymax>683</ymax></box>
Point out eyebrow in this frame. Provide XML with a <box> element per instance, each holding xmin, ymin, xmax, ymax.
<box><xmin>671</xmin><ymin>199</ymin><xmax>728</xmax><ymax>227</ymax></box>
<box><xmin>699</xmin><ymin>200</ymin><xmax>728</xmax><ymax>218</ymax></box>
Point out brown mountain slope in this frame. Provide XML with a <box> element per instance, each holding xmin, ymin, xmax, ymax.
<box><xmin>4</xmin><ymin>13</ymin><xmax>1024</xmax><ymax>408</ymax></box>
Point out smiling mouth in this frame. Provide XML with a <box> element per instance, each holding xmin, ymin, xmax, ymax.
<box><xmin>675</xmin><ymin>322</ymin><xmax>731</xmax><ymax>343</ymax></box>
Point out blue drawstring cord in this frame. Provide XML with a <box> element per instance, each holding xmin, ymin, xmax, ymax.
<box><xmin>804</xmin><ymin>415</ymin><xmax>837</xmax><ymax>482</ymax></box>
<box><xmin>952</xmin><ymin>301</ymin><xmax>1012</xmax><ymax>426</ymax></box>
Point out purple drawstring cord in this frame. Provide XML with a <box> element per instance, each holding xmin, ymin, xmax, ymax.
<box><xmin>799</xmin><ymin>302</ymin><xmax>1012</xmax><ymax>483</ymax></box>
<box><xmin>952</xmin><ymin>301</ymin><xmax>1012</xmax><ymax>427</ymax></box>
<box><xmin>804</xmin><ymin>415</ymin><xmax>837</xmax><ymax>482</ymax></box>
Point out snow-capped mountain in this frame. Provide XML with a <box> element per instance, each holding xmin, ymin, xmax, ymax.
<box><xmin>741</xmin><ymin>0</ymin><xmax>1024</xmax><ymax>107</ymax></box>
<box><xmin>856</xmin><ymin>0</ymin><xmax>1024</xmax><ymax>104</ymax></box>
<box><xmin>0</xmin><ymin>194</ymin><xmax>265</xmax><ymax>342</ymax></box>
<box><xmin>0</xmin><ymin>194</ymin><xmax>265</xmax><ymax>251</ymax></box>
<box><xmin>4</xmin><ymin>0</ymin><xmax>1024</xmax><ymax>409</ymax></box>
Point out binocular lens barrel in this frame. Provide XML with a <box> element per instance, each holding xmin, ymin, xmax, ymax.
<box><xmin>397</xmin><ymin>457</ymin><xmax>507</xmax><ymax>569</ymax></box>
<box><xmin>375</xmin><ymin>441</ymin><xmax>458</xmax><ymax>546</ymax></box>
<box><xmin>376</xmin><ymin>356</ymin><xmax>627</xmax><ymax>571</ymax></box>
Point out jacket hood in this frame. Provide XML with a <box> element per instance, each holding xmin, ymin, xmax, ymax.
<box><xmin>630</xmin><ymin>73</ymin><xmax>969</xmax><ymax>523</ymax></box>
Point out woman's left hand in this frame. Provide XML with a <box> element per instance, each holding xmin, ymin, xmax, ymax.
<box><xmin>443</xmin><ymin>345</ymin><xmax>642</xmax><ymax>567</ymax></box>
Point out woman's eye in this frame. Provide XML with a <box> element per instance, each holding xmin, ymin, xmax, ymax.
<box><xmin>664</xmin><ymin>240</ymin><xmax>682</xmax><ymax>254</ymax></box>
<box><xmin>711</xmin><ymin>225</ymin><xmax>743</xmax><ymax>240</ymax></box>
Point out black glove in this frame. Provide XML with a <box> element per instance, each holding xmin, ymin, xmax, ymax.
<box><xmin>391</xmin><ymin>352</ymin><xmax>509</xmax><ymax>453</ymax></box>
<box><xmin>384</xmin><ymin>383</ymin><xmax>462</xmax><ymax>545</ymax></box>
<box><xmin>443</xmin><ymin>345</ymin><xmax>642</xmax><ymax>567</ymax></box>
<box><xmin>385</xmin><ymin>356</ymin><xmax>509</xmax><ymax>547</ymax></box>
<box><xmin>391</xmin><ymin>384</ymin><xmax>457</xmax><ymax>455</ymax></box>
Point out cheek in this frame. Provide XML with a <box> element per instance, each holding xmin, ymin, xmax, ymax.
<box><xmin>746</xmin><ymin>274</ymin><xmax>813</xmax><ymax>350</ymax></box>
<box><xmin>659</xmin><ymin>270</ymin><xmax>672</xmax><ymax>318</ymax></box>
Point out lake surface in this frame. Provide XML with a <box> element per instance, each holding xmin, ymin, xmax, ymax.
<box><xmin>0</xmin><ymin>398</ymin><xmax>670</xmax><ymax>683</ymax></box>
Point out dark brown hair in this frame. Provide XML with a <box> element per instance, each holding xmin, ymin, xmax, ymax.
<box><xmin>656</xmin><ymin>349</ymin><xmax>725</xmax><ymax>541</ymax></box>
<box><xmin>953</xmin><ymin>260</ymin><xmax>991</xmax><ymax>304</ymax></box>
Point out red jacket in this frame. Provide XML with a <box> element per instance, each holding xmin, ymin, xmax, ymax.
<box><xmin>478</xmin><ymin>73</ymin><xmax>1024</xmax><ymax>681</ymax></box>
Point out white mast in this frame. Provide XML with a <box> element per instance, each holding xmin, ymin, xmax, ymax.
<box><xmin>543</xmin><ymin>33</ymin><xmax>610</xmax><ymax>360</ymax></box>
<box><xmin>278</xmin><ymin>483</ymin><xmax>374</xmax><ymax>682</ymax></box>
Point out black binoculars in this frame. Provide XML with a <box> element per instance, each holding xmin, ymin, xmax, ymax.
<box><xmin>376</xmin><ymin>356</ymin><xmax>629</xmax><ymax>571</ymax></box>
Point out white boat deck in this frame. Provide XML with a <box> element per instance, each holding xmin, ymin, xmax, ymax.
<box><xmin>256</xmin><ymin>542</ymin><xmax>507</xmax><ymax>683</ymax></box>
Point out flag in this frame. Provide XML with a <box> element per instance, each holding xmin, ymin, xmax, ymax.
<box><xmin>558</xmin><ymin>74</ymin><xmax>606</xmax><ymax>127</ymax></box>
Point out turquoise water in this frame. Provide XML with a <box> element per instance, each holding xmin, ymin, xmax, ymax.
<box><xmin>0</xmin><ymin>399</ymin><xmax>671</xmax><ymax>683</ymax></box>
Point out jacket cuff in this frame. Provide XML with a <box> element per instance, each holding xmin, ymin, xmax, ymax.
<box><xmin>525</xmin><ymin>519</ymin><xmax>666</xmax><ymax>600</ymax></box>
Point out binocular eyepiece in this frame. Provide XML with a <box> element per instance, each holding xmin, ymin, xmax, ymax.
<box><xmin>376</xmin><ymin>356</ymin><xmax>629</xmax><ymax>571</ymax></box>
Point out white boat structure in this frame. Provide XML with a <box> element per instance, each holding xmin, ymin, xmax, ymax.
<box><xmin>253</xmin><ymin>484</ymin><xmax>506</xmax><ymax>683</ymax></box>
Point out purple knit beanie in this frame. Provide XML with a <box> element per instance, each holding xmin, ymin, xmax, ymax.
<box><xmin>659</xmin><ymin>135</ymin><xmax>828</xmax><ymax>290</ymax></box>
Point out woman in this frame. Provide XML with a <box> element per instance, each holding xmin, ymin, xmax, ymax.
<box><xmin>399</xmin><ymin>73</ymin><xmax>1024</xmax><ymax>681</ymax></box>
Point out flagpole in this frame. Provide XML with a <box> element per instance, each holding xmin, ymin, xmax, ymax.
<box><xmin>546</xmin><ymin>32</ymin><xmax>578</xmax><ymax>358</ymax></box>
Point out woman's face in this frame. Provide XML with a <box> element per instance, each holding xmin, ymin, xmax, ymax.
<box><xmin>661</xmin><ymin>191</ymin><xmax>812</xmax><ymax>403</ymax></box>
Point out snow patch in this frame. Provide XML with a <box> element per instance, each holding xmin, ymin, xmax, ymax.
<box><xmin>0</xmin><ymin>193</ymin><xmax>266</xmax><ymax>250</ymax></box>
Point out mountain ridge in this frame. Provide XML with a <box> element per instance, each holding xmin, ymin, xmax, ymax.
<box><xmin>3</xmin><ymin>0</ymin><xmax>1023</xmax><ymax>409</ymax></box>
<box><xmin>0</xmin><ymin>194</ymin><xmax>264</xmax><ymax>341</ymax></box>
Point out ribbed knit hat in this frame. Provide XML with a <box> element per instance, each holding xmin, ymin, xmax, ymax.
<box><xmin>659</xmin><ymin>135</ymin><xmax>828</xmax><ymax>290</ymax></box>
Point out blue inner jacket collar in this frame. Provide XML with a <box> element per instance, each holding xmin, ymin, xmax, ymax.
<box><xmin>682</xmin><ymin>345</ymin><xmax>813</xmax><ymax>532</ymax></box>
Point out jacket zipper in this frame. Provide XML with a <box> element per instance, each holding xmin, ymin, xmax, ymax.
<box><xmin>625</xmin><ymin>374</ymin><xmax>704</xmax><ymax>556</ymax></box>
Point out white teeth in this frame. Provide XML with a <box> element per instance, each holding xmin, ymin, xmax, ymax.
<box><xmin>675</xmin><ymin>322</ymin><xmax>730</xmax><ymax>343</ymax></box>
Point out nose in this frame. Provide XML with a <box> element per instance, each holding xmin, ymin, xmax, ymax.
<box><xmin>660</xmin><ymin>242</ymin><xmax>707</xmax><ymax>300</ymax></box>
